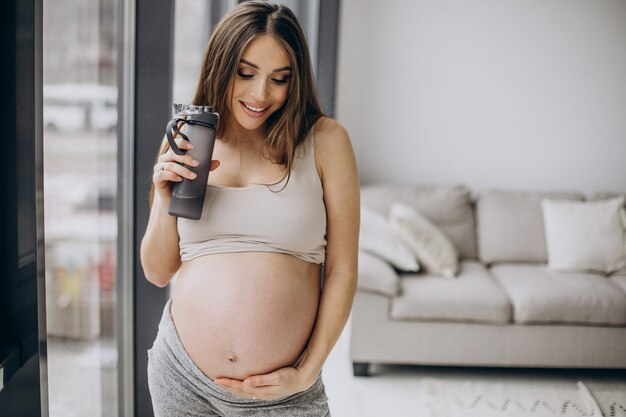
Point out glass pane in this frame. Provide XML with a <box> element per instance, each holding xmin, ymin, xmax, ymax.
<box><xmin>173</xmin><ymin>0</ymin><xmax>211</xmax><ymax>105</ymax></box>
<box><xmin>43</xmin><ymin>0</ymin><xmax>119</xmax><ymax>416</ymax></box>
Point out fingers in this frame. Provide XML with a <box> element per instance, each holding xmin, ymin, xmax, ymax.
<box><xmin>160</xmin><ymin>161</ymin><xmax>197</xmax><ymax>179</ymax></box>
<box><xmin>152</xmin><ymin>132</ymin><xmax>221</xmax><ymax>195</ymax></box>
<box><xmin>245</xmin><ymin>374</ymin><xmax>278</xmax><ymax>387</ymax></box>
<box><xmin>158</xmin><ymin>145</ymin><xmax>198</xmax><ymax>168</ymax></box>
<box><xmin>214</xmin><ymin>379</ymin><xmax>250</xmax><ymax>398</ymax></box>
<box><xmin>175</xmin><ymin>135</ymin><xmax>192</xmax><ymax>149</ymax></box>
<box><xmin>155</xmin><ymin>138</ymin><xmax>198</xmax><ymax>181</ymax></box>
<box><xmin>153</xmin><ymin>158</ymin><xmax>220</xmax><ymax>190</ymax></box>
<box><xmin>152</xmin><ymin>164</ymin><xmax>184</xmax><ymax>186</ymax></box>
<box><xmin>214</xmin><ymin>377</ymin><xmax>238</xmax><ymax>386</ymax></box>
<box><xmin>214</xmin><ymin>379</ymin><xmax>282</xmax><ymax>401</ymax></box>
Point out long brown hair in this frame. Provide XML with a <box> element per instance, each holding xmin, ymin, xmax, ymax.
<box><xmin>150</xmin><ymin>1</ymin><xmax>325</xmax><ymax>204</ymax></box>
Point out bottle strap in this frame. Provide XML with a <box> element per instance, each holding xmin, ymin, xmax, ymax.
<box><xmin>165</xmin><ymin>118</ymin><xmax>216</xmax><ymax>155</ymax></box>
<box><xmin>166</xmin><ymin>118</ymin><xmax>189</xmax><ymax>155</ymax></box>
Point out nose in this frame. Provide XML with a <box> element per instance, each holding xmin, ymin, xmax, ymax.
<box><xmin>250</xmin><ymin>78</ymin><xmax>268</xmax><ymax>102</ymax></box>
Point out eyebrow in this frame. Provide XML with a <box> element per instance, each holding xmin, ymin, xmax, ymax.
<box><xmin>239</xmin><ymin>59</ymin><xmax>292</xmax><ymax>73</ymax></box>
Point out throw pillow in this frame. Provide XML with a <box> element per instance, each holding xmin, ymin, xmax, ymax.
<box><xmin>357</xmin><ymin>251</ymin><xmax>402</xmax><ymax>297</ymax></box>
<box><xmin>618</xmin><ymin>207</ymin><xmax>626</xmax><ymax>277</ymax></box>
<box><xmin>359</xmin><ymin>206</ymin><xmax>420</xmax><ymax>272</ymax></box>
<box><xmin>621</xmin><ymin>207</ymin><xmax>626</xmax><ymax>257</ymax></box>
<box><xmin>389</xmin><ymin>203</ymin><xmax>459</xmax><ymax>278</ymax></box>
<box><xmin>541</xmin><ymin>197</ymin><xmax>626</xmax><ymax>274</ymax></box>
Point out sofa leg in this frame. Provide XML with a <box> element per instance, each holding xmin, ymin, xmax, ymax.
<box><xmin>352</xmin><ymin>362</ymin><xmax>370</xmax><ymax>377</ymax></box>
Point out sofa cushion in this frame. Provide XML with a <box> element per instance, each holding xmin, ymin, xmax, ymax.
<box><xmin>361</xmin><ymin>184</ymin><xmax>477</xmax><ymax>259</ymax></box>
<box><xmin>610</xmin><ymin>271</ymin><xmax>626</xmax><ymax>294</ymax></box>
<box><xmin>476</xmin><ymin>190</ymin><xmax>584</xmax><ymax>264</ymax></box>
<box><xmin>542</xmin><ymin>197</ymin><xmax>626</xmax><ymax>274</ymax></box>
<box><xmin>357</xmin><ymin>250</ymin><xmax>401</xmax><ymax>297</ymax></box>
<box><xmin>359</xmin><ymin>206</ymin><xmax>420</xmax><ymax>271</ymax></box>
<box><xmin>389</xmin><ymin>203</ymin><xmax>459</xmax><ymax>278</ymax></box>
<box><xmin>390</xmin><ymin>261</ymin><xmax>511</xmax><ymax>323</ymax></box>
<box><xmin>491</xmin><ymin>264</ymin><xmax>626</xmax><ymax>326</ymax></box>
<box><xmin>590</xmin><ymin>193</ymin><xmax>626</xmax><ymax>259</ymax></box>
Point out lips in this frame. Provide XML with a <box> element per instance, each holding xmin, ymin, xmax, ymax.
<box><xmin>240</xmin><ymin>101</ymin><xmax>270</xmax><ymax>117</ymax></box>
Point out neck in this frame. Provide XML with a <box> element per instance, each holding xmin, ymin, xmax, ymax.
<box><xmin>223</xmin><ymin>121</ymin><xmax>267</xmax><ymax>151</ymax></box>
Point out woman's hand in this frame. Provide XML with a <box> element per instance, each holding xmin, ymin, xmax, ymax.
<box><xmin>213</xmin><ymin>366</ymin><xmax>316</xmax><ymax>401</ymax></box>
<box><xmin>152</xmin><ymin>136</ymin><xmax>220</xmax><ymax>200</ymax></box>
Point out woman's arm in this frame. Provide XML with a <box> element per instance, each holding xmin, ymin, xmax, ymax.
<box><xmin>140</xmin><ymin>193</ymin><xmax>182</xmax><ymax>287</ymax></box>
<box><xmin>294</xmin><ymin>118</ymin><xmax>360</xmax><ymax>384</ymax></box>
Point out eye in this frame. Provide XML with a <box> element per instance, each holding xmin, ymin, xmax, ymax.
<box><xmin>272</xmin><ymin>77</ymin><xmax>290</xmax><ymax>85</ymax></box>
<box><xmin>237</xmin><ymin>71</ymin><xmax>254</xmax><ymax>79</ymax></box>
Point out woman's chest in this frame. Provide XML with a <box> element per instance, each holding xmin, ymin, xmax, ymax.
<box><xmin>207</xmin><ymin>143</ymin><xmax>288</xmax><ymax>188</ymax></box>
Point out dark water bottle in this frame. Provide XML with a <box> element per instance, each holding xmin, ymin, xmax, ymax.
<box><xmin>166</xmin><ymin>104</ymin><xmax>219</xmax><ymax>220</ymax></box>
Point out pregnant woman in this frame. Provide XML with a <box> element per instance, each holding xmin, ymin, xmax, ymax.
<box><xmin>140</xmin><ymin>2</ymin><xmax>359</xmax><ymax>416</ymax></box>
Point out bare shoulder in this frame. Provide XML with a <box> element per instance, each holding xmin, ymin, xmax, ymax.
<box><xmin>310</xmin><ymin>117</ymin><xmax>355</xmax><ymax>182</ymax></box>
<box><xmin>312</xmin><ymin>116</ymin><xmax>349</xmax><ymax>145</ymax></box>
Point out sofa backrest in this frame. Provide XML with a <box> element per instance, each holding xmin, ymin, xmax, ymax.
<box><xmin>361</xmin><ymin>184</ymin><xmax>477</xmax><ymax>259</ymax></box>
<box><xmin>591</xmin><ymin>191</ymin><xmax>626</xmax><ymax>203</ymax></box>
<box><xmin>476</xmin><ymin>189</ymin><xmax>585</xmax><ymax>264</ymax></box>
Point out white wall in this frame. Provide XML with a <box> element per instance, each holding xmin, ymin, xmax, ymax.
<box><xmin>336</xmin><ymin>0</ymin><xmax>626</xmax><ymax>194</ymax></box>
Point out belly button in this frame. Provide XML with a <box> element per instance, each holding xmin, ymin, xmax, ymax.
<box><xmin>226</xmin><ymin>353</ymin><xmax>238</xmax><ymax>363</ymax></box>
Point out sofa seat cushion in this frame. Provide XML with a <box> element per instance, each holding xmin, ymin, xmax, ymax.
<box><xmin>491</xmin><ymin>264</ymin><xmax>626</xmax><ymax>326</ymax></box>
<box><xmin>390</xmin><ymin>261</ymin><xmax>511</xmax><ymax>323</ymax></box>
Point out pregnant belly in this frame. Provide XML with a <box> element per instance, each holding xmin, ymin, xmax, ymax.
<box><xmin>170</xmin><ymin>252</ymin><xmax>321</xmax><ymax>382</ymax></box>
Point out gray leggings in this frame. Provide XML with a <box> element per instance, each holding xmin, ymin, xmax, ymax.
<box><xmin>147</xmin><ymin>300</ymin><xmax>331</xmax><ymax>417</ymax></box>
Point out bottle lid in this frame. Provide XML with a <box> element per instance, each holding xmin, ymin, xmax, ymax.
<box><xmin>173</xmin><ymin>104</ymin><xmax>214</xmax><ymax>115</ymax></box>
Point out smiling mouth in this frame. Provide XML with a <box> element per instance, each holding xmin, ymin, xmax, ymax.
<box><xmin>240</xmin><ymin>101</ymin><xmax>270</xmax><ymax>114</ymax></box>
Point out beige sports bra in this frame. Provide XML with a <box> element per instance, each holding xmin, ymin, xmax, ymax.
<box><xmin>177</xmin><ymin>137</ymin><xmax>327</xmax><ymax>264</ymax></box>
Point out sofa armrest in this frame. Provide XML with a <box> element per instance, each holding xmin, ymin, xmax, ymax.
<box><xmin>358</xmin><ymin>251</ymin><xmax>401</xmax><ymax>297</ymax></box>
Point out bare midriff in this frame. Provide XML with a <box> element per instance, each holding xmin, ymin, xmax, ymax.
<box><xmin>170</xmin><ymin>252</ymin><xmax>321</xmax><ymax>382</ymax></box>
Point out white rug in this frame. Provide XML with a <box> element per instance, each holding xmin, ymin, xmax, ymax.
<box><xmin>423</xmin><ymin>378</ymin><xmax>626</xmax><ymax>417</ymax></box>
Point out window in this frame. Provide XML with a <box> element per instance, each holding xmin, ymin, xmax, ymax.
<box><xmin>43</xmin><ymin>0</ymin><xmax>119</xmax><ymax>415</ymax></box>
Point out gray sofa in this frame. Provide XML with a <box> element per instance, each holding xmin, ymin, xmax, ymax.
<box><xmin>350</xmin><ymin>184</ymin><xmax>626</xmax><ymax>376</ymax></box>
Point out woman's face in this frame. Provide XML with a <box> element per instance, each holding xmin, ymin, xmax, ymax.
<box><xmin>228</xmin><ymin>34</ymin><xmax>292</xmax><ymax>135</ymax></box>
